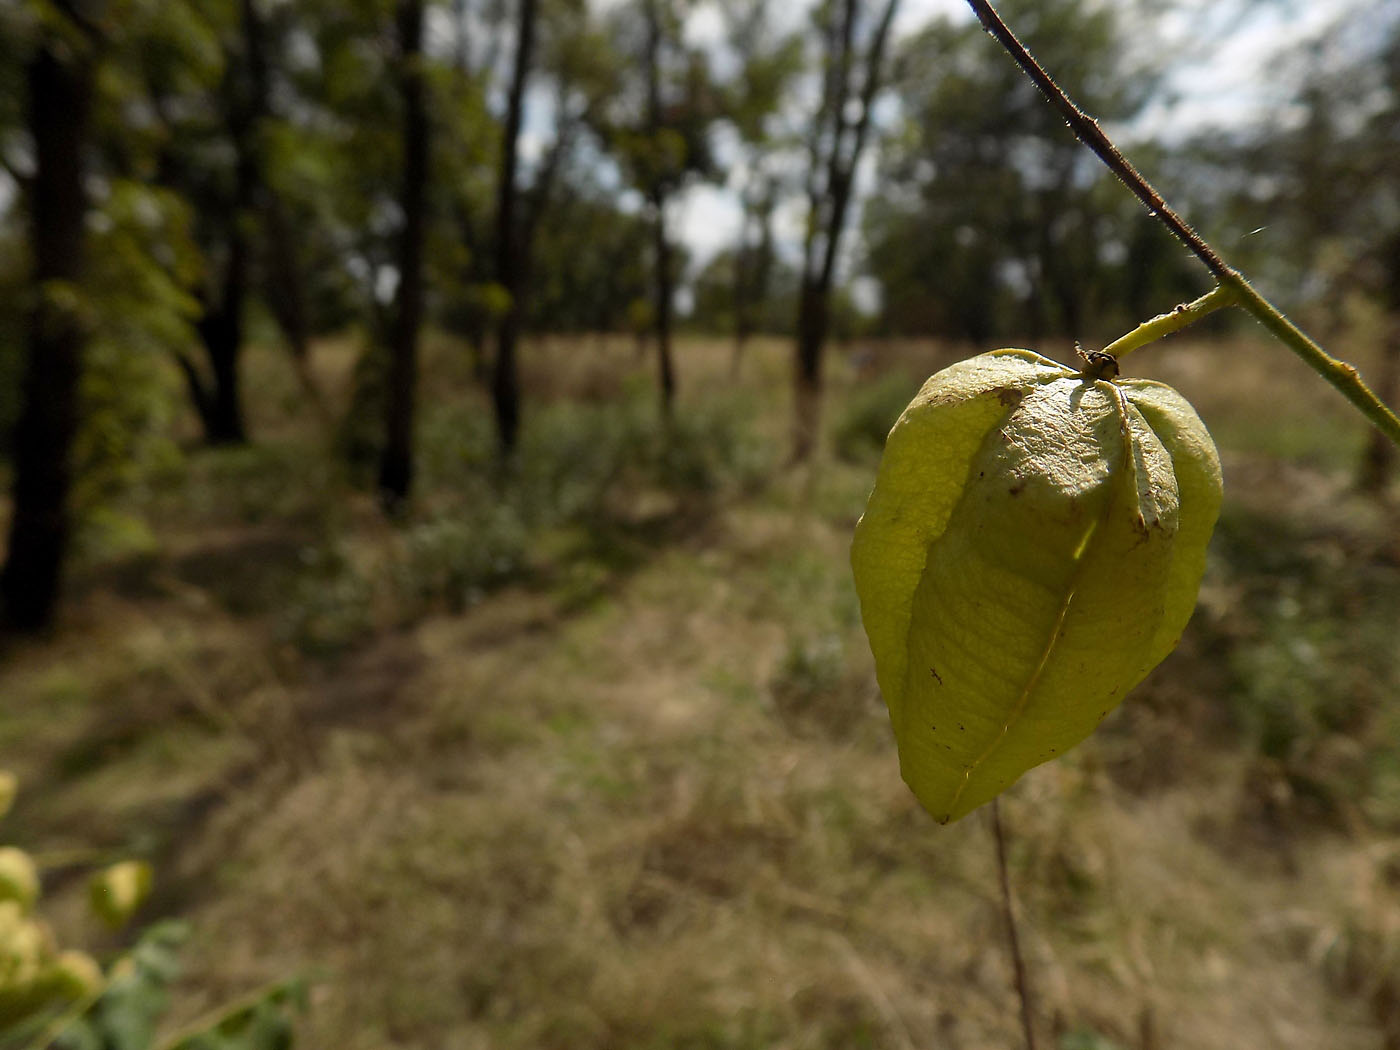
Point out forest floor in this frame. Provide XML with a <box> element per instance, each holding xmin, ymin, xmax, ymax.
<box><xmin>3</xmin><ymin>329</ymin><xmax>1400</xmax><ymax>1050</ymax></box>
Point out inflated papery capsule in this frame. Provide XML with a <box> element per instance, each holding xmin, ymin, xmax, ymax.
<box><xmin>89</xmin><ymin>860</ymin><xmax>153</xmax><ymax>930</ymax></box>
<box><xmin>850</xmin><ymin>349</ymin><xmax>1221</xmax><ymax>824</ymax></box>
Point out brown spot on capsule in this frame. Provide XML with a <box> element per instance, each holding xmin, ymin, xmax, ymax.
<box><xmin>991</xmin><ymin>387</ymin><xmax>1020</xmax><ymax>406</ymax></box>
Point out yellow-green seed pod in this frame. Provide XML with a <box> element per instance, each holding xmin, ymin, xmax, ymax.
<box><xmin>0</xmin><ymin>905</ymin><xmax>86</xmax><ymax>1027</ymax></box>
<box><xmin>47</xmin><ymin>950</ymin><xmax>104</xmax><ymax>1000</ymax></box>
<box><xmin>851</xmin><ymin>349</ymin><xmax>1221</xmax><ymax>824</ymax></box>
<box><xmin>0</xmin><ymin>772</ymin><xmax>15</xmax><ymax>820</ymax></box>
<box><xmin>0</xmin><ymin>901</ymin><xmax>53</xmax><ymax>1002</ymax></box>
<box><xmin>89</xmin><ymin>860</ymin><xmax>153</xmax><ymax>929</ymax></box>
<box><xmin>0</xmin><ymin>848</ymin><xmax>39</xmax><ymax>912</ymax></box>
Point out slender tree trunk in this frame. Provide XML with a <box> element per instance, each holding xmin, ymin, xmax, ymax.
<box><xmin>732</xmin><ymin>205</ymin><xmax>754</xmax><ymax>374</ymax></box>
<box><xmin>2</xmin><ymin>24</ymin><xmax>95</xmax><ymax>633</ymax></box>
<box><xmin>792</xmin><ymin>281</ymin><xmax>829</xmax><ymax>460</ymax></box>
<box><xmin>261</xmin><ymin>197</ymin><xmax>331</xmax><ymax>426</ymax></box>
<box><xmin>193</xmin><ymin>231</ymin><xmax>250</xmax><ymax>444</ymax></box>
<box><xmin>491</xmin><ymin>0</ymin><xmax>539</xmax><ymax>457</ymax></box>
<box><xmin>791</xmin><ymin>0</ymin><xmax>899</xmax><ymax>461</ymax></box>
<box><xmin>731</xmin><ymin>182</ymin><xmax>774</xmax><ymax>378</ymax></box>
<box><xmin>793</xmin><ymin>155</ymin><xmax>853</xmax><ymax>459</ymax></box>
<box><xmin>187</xmin><ymin>0</ymin><xmax>270</xmax><ymax>446</ymax></box>
<box><xmin>1358</xmin><ymin>325</ymin><xmax>1399</xmax><ymax>495</ymax></box>
<box><xmin>1359</xmin><ymin>240</ymin><xmax>1400</xmax><ymax>496</ymax></box>
<box><xmin>642</xmin><ymin>0</ymin><xmax>676</xmax><ymax>419</ymax></box>
<box><xmin>651</xmin><ymin>190</ymin><xmax>677</xmax><ymax>418</ymax></box>
<box><xmin>378</xmin><ymin>0</ymin><xmax>429</xmax><ymax>511</ymax></box>
<box><xmin>247</xmin><ymin>0</ymin><xmax>329</xmax><ymax>426</ymax></box>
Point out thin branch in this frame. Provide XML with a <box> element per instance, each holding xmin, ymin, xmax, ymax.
<box><xmin>962</xmin><ymin>0</ymin><xmax>1225</xmax><ymax>278</ymax></box>
<box><xmin>962</xmin><ymin>0</ymin><xmax>1400</xmax><ymax>450</ymax></box>
<box><xmin>991</xmin><ymin>798</ymin><xmax>1038</xmax><ymax>1050</ymax></box>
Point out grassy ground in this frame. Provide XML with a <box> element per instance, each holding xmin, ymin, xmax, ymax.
<box><xmin>3</xmin><ymin>329</ymin><xmax>1400</xmax><ymax>1049</ymax></box>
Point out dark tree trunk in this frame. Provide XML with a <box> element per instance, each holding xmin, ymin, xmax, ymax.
<box><xmin>246</xmin><ymin>0</ymin><xmax>328</xmax><ymax>424</ymax></box>
<box><xmin>651</xmin><ymin>190</ymin><xmax>677</xmax><ymax>418</ymax></box>
<box><xmin>792</xmin><ymin>282</ymin><xmax>829</xmax><ymax>460</ymax></box>
<box><xmin>1</xmin><ymin>25</ymin><xmax>95</xmax><ymax>633</ymax></box>
<box><xmin>1359</xmin><ymin>237</ymin><xmax>1400</xmax><ymax>497</ymax></box>
<box><xmin>1358</xmin><ymin>326</ymin><xmax>1400</xmax><ymax>495</ymax></box>
<box><xmin>791</xmin><ymin>0</ymin><xmax>899</xmax><ymax>460</ymax></box>
<box><xmin>643</xmin><ymin>0</ymin><xmax>676</xmax><ymax>419</ymax></box>
<box><xmin>731</xmin><ymin>181</ymin><xmax>776</xmax><ymax>378</ymax></box>
<box><xmin>378</xmin><ymin>0</ymin><xmax>429</xmax><ymax>512</ymax></box>
<box><xmin>491</xmin><ymin>0</ymin><xmax>539</xmax><ymax>457</ymax></box>
<box><xmin>260</xmin><ymin>196</ymin><xmax>331</xmax><ymax>426</ymax></box>
<box><xmin>185</xmin><ymin>0</ymin><xmax>273</xmax><ymax>446</ymax></box>
<box><xmin>192</xmin><ymin>233</ymin><xmax>250</xmax><ymax>444</ymax></box>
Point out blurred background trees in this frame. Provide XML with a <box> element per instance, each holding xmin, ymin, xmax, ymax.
<box><xmin>1</xmin><ymin>0</ymin><xmax>1398</xmax><ymax>629</ymax></box>
<box><xmin>3</xmin><ymin>4</ymin><xmax>1400</xmax><ymax>1047</ymax></box>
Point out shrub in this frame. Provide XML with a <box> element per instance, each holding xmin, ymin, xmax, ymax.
<box><xmin>832</xmin><ymin>371</ymin><xmax>920</xmax><ymax>462</ymax></box>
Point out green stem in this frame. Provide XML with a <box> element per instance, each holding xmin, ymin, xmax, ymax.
<box><xmin>1104</xmin><ymin>285</ymin><xmax>1238</xmax><ymax>358</ymax></box>
<box><xmin>1220</xmin><ymin>271</ymin><xmax>1400</xmax><ymax>448</ymax></box>
<box><xmin>24</xmin><ymin>987</ymin><xmax>105</xmax><ymax>1050</ymax></box>
<box><xmin>963</xmin><ymin>0</ymin><xmax>1400</xmax><ymax>450</ymax></box>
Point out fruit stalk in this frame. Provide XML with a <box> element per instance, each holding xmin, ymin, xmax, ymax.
<box><xmin>992</xmin><ymin>799</ymin><xmax>1039</xmax><ymax>1050</ymax></box>
<box><xmin>1103</xmin><ymin>285</ymin><xmax>1237</xmax><ymax>358</ymax></box>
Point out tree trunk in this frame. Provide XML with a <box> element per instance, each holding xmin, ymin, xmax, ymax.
<box><xmin>731</xmin><ymin>181</ymin><xmax>775</xmax><ymax>379</ymax></box>
<box><xmin>1358</xmin><ymin>325</ymin><xmax>1399</xmax><ymax>495</ymax></box>
<box><xmin>650</xmin><ymin>191</ymin><xmax>677</xmax><ymax>419</ymax></box>
<box><xmin>791</xmin><ymin>0</ymin><xmax>899</xmax><ymax>461</ymax></box>
<box><xmin>249</xmin><ymin>0</ymin><xmax>329</xmax><ymax>426</ymax></box>
<box><xmin>1360</xmin><ymin>237</ymin><xmax>1400</xmax><ymax>497</ymax></box>
<box><xmin>186</xmin><ymin>0</ymin><xmax>270</xmax><ymax>446</ymax></box>
<box><xmin>378</xmin><ymin>0</ymin><xmax>429</xmax><ymax>512</ymax></box>
<box><xmin>1</xmin><ymin>25</ymin><xmax>95</xmax><ymax>633</ymax></box>
<box><xmin>642</xmin><ymin>0</ymin><xmax>676</xmax><ymax>420</ymax></box>
<box><xmin>793</xmin><ymin>281</ymin><xmax>828</xmax><ymax>460</ymax></box>
<box><xmin>192</xmin><ymin>237</ymin><xmax>250</xmax><ymax>444</ymax></box>
<box><xmin>491</xmin><ymin>0</ymin><xmax>539</xmax><ymax>458</ymax></box>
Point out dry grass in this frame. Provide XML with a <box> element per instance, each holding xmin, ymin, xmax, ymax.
<box><xmin>2</xmin><ymin>330</ymin><xmax>1399</xmax><ymax>1049</ymax></box>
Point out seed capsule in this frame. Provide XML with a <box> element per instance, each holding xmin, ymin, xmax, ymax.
<box><xmin>89</xmin><ymin>860</ymin><xmax>153</xmax><ymax>929</ymax></box>
<box><xmin>851</xmin><ymin>349</ymin><xmax>1221</xmax><ymax>823</ymax></box>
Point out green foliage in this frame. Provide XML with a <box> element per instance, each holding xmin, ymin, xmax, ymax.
<box><xmin>74</xmin><ymin>181</ymin><xmax>195</xmax><ymax>555</ymax></box>
<box><xmin>51</xmin><ymin>922</ymin><xmax>305</xmax><ymax>1050</ymax></box>
<box><xmin>1059</xmin><ymin>1030</ymin><xmax>1126</xmax><ymax>1050</ymax></box>
<box><xmin>283</xmin><ymin>381</ymin><xmax>776</xmax><ymax>654</ymax></box>
<box><xmin>53</xmin><ymin>923</ymin><xmax>186</xmax><ymax>1050</ymax></box>
<box><xmin>866</xmin><ymin>0</ymin><xmax>1192</xmax><ymax>341</ymax></box>
<box><xmin>1189</xmin><ymin>7</ymin><xmax>1400</xmax><ymax>313</ymax></box>
<box><xmin>277</xmin><ymin>540</ymin><xmax>378</xmax><ymax>657</ymax></box>
<box><xmin>393</xmin><ymin>507</ymin><xmax>532</xmax><ymax>615</ymax></box>
<box><xmin>831</xmin><ymin>370</ymin><xmax>919</xmax><ymax>462</ymax></box>
<box><xmin>768</xmin><ymin>632</ymin><xmax>850</xmax><ymax>734</ymax></box>
<box><xmin>1212</xmin><ymin>501</ymin><xmax>1400</xmax><ymax>821</ymax></box>
<box><xmin>527</xmin><ymin>195</ymin><xmax>654</xmax><ymax>332</ymax></box>
<box><xmin>0</xmin><ymin>773</ymin><xmax>303</xmax><ymax>1050</ymax></box>
<box><xmin>587</xmin><ymin>0</ymin><xmax>723</xmax><ymax>200</ymax></box>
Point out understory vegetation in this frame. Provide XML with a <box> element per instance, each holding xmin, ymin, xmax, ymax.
<box><xmin>2</xmin><ymin>331</ymin><xmax>1397</xmax><ymax>1049</ymax></box>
